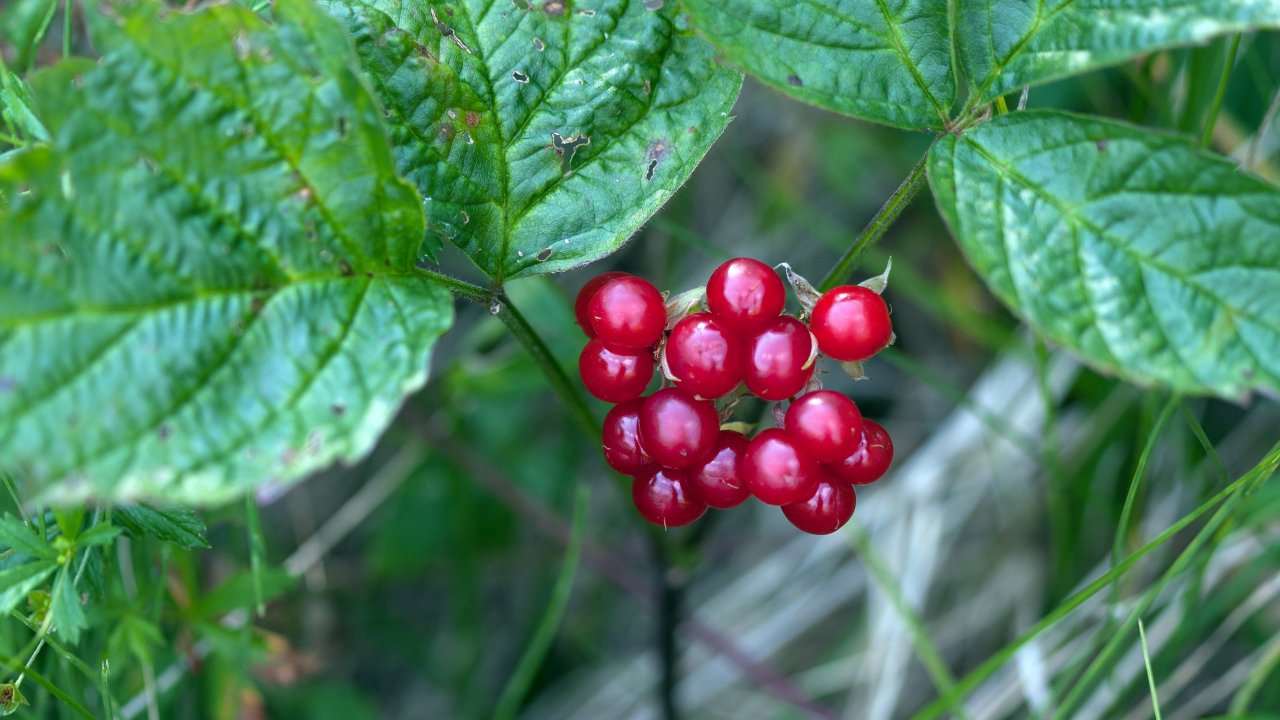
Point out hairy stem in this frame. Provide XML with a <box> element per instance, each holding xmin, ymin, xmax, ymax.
<box><xmin>819</xmin><ymin>151</ymin><xmax>930</xmax><ymax>292</ymax></box>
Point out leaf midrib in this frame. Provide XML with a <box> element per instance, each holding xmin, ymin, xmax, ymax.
<box><xmin>872</xmin><ymin>0</ymin><xmax>950</xmax><ymax>126</ymax></box>
<box><xmin>961</xmin><ymin>134</ymin><xmax>1280</xmax><ymax>336</ymax></box>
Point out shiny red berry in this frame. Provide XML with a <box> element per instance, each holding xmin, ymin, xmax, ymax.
<box><xmin>687</xmin><ymin>430</ymin><xmax>751</xmax><ymax>509</ymax></box>
<box><xmin>784</xmin><ymin>390</ymin><xmax>864</xmax><ymax>463</ymax></box>
<box><xmin>588</xmin><ymin>275</ymin><xmax>666</xmax><ymax>350</ymax></box>
<box><xmin>743</xmin><ymin>316</ymin><xmax>817</xmax><ymax>401</ymax></box>
<box><xmin>574</xmin><ymin>271</ymin><xmax>630</xmax><ymax>337</ymax></box>
<box><xmin>706</xmin><ymin>258</ymin><xmax>785</xmax><ymax>332</ymax></box>
<box><xmin>782</xmin><ymin>477</ymin><xmax>856</xmax><ymax>535</ymax></box>
<box><xmin>664</xmin><ymin>312</ymin><xmax>744</xmax><ymax>399</ymax></box>
<box><xmin>632</xmin><ymin>468</ymin><xmax>707</xmax><ymax>528</ymax></box>
<box><xmin>578</xmin><ymin>339</ymin><xmax>653</xmax><ymax>403</ymax></box>
<box><xmin>826</xmin><ymin>419</ymin><xmax>893</xmax><ymax>485</ymax></box>
<box><xmin>601</xmin><ymin>399</ymin><xmax>657</xmax><ymax>476</ymax></box>
<box><xmin>810</xmin><ymin>285</ymin><xmax>892</xmax><ymax>362</ymax></box>
<box><xmin>638</xmin><ymin>388</ymin><xmax>719</xmax><ymax>469</ymax></box>
<box><xmin>742</xmin><ymin>428</ymin><xmax>820</xmax><ymax>506</ymax></box>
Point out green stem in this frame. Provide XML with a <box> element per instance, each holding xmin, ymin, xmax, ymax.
<box><xmin>493</xmin><ymin>484</ymin><xmax>590</xmax><ymax>720</ymax></box>
<box><xmin>245</xmin><ymin>495</ymin><xmax>267</xmax><ymax>618</ymax></box>
<box><xmin>495</xmin><ymin>293</ymin><xmax>598</xmax><ymax>438</ymax></box>
<box><xmin>1200</xmin><ymin>34</ymin><xmax>1241</xmax><ymax>150</ymax></box>
<box><xmin>414</xmin><ymin>266</ymin><xmax>494</xmax><ymax>304</ymax></box>
<box><xmin>62</xmin><ymin>0</ymin><xmax>72</xmax><ymax>58</ymax></box>
<box><xmin>819</xmin><ymin>151</ymin><xmax>930</xmax><ymax>292</ymax></box>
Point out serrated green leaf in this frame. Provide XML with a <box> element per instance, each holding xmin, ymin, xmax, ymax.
<box><xmin>0</xmin><ymin>0</ymin><xmax>454</xmax><ymax>505</ymax></box>
<box><xmin>0</xmin><ymin>560</ymin><xmax>56</xmax><ymax>617</ymax></box>
<box><xmin>321</xmin><ymin>0</ymin><xmax>742</xmax><ymax>281</ymax></box>
<box><xmin>928</xmin><ymin>111</ymin><xmax>1280</xmax><ymax>401</ymax></box>
<box><xmin>681</xmin><ymin>0</ymin><xmax>953</xmax><ymax>130</ymax></box>
<box><xmin>115</xmin><ymin>504</ymin><xmax>211</xmax><ymax>549</ymax></box>
<box><xmin>957</xmin><ymin>0</ymin><xmax>1280</xmax><ymax>107</ymax></box>
<box><xmin>0</xmin><ymin>515</ymin><xmax>54</xmax><ymax>559</ymax></box>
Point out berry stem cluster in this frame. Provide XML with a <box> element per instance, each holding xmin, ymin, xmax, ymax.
<box><xmin>576</xmin><ymin>259</ymin><xmax>897</xmax><ymax>535</ymax></box>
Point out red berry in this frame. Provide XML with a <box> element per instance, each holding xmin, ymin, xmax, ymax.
<box><xmin>826</xmin><ymin>419</ymin><xmax>893</xmax><ymax>485</ymax></box>
<box><xmin>687</xmin><ymin>430</ymin><xmax>751</xmax><ymax>509</ymax></box>
<box><xmin>638</xmin><ymin>388</ymin><xmax>719</xmax><ymax>469</ymax></box>
<box><xmin>782</xmin><ymin>477</ymin><xmax>856</xmax><ymax>535</ymax></box>
<box><xmin>743</xmin><ymin>316</ymin><xmax>817</xmax><ymax>401</ymax></box>
<box><xmin>588</xmin><ymin>276</ymin><xmax>666</xmax><ymax>350</ymax></box>
<box><xmin>574</xmin><ymin>271</ymin><xmax>630</xmax><ymax>337</ymax></box>
<box><xmin>810</xmin><ymin>285</ymin><xmax>892</xmax><ymax>362</ymax></box>
<box><xmin>632</xmin><ymin>468</ymin><xmax>707</xmax><ymax>528</ymax></box>
<box><xmin>742</xmin><ymin>428</ymin><xmax>820</xmax><ymax>506</ymax></box>
<box><xmin>578</xmin><ymin>339</ymin><xmax>654</xmax><ymax>403</ymax></box>
<box><xmin>602</xmin><ymin>399</ymin><xmax>657</xmax><ymax>476</ymax></box>
<box><xmin>784</xmin><ymin>390</ymin><xmax>864</xmax><ymax>463</ymax></box>
<box><xmin>706</xmin><ymin>258</ymin><xmax>785</xmax><ymax>332</ymax></box>
<box><xmin>664</xmin><ymin>312</ymin><xmax>744</xmax><ymax>399</ymax></box>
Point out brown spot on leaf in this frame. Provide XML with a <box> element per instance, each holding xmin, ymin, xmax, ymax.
<box><xmin>332</xmin><ymin>404</ymin><xmax>347</xmax><ymax>416</ymax></box>
<box><xmin>645</xmin><ymin>138</ymin><xmax>671</xmax><ymax>182</ymax></box>
<box><xmin>536</xmin><ymin>247</ymin><xmax>553</xmax><ymax>261</ymax></box>
<box><xmin>465</xmin><ymin>110</ymin><xmax>481</xmax><ymax>127</ymax></box>
<box><xmin>512</xmin><ymin>70</ymin><xmax>530</xmax><ymax>83</ymax></box>
<box><xmin>533</xmin><ymin>37</ymin><xmax>546</xmax><ymax>51</ymax></box>
<box><xmin>551</xmin><ymin>132</ymin><xmax>591</xmax><ymax>175</ymax></box>
<box><xmin>543</xmin><ymin>0</ymin><xmax>565</xmax><ymax>16</ymax></box>
<box><xmin>157</xmin><ymin>425</ymin><xmax>172</xmax><ymax>442</ymax></box>
<box><xmin>438</xmin><ymin>123</ymin><xmax>456</xmax><ymax>142</ymax></box>
<box><xmin>1096</xmin><ymin>139</ymin><xmax>1108</xmax><ymax>152</ymax></box>
<box><xmin>338</xmin><ymin>259</ymin><xmax>354</xmax><ymax>277</ymax></box>
<box><xmin>787</xmin><ymin>74</ymin><xmax>803</xmax><ymax>87</ymax></box>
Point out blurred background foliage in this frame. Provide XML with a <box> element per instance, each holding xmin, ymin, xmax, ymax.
<box><xmin>2</xmin><ymin>3</ymin><xmax>1280</xmax><ymax>719</ymax></box>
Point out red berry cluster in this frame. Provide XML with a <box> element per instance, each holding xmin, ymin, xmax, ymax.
<box><xmin>575</xmin><ymin>258</ymin><xmax>895</xmax><ymax>535</ymax></box>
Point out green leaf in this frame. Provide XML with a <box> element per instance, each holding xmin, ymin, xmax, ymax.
<box><xmin>195</xmin><ymin>567</ymin><xmax>296</xmax><ymax>619</ymax></box>
<box><xmin>929</xmin><ymin>111</ymin><xmax>1280</xmax><ymax>401</ymax></box>
<box><xmin>321</xmin><ymin>0</ymin><xmax>742</xmax><ymax>281</ymax></box>
<box><xmin>0</xmin><ymin>515</ymin><xmax>54</xmax><ymax>559</ymax></box>
<box><xmin>53</xmin><ymin>507</ymin><xmax>84</xmax><ymax>540</ymax></box>
<box><xmin>957</xmin><ymin>0</ymin><xmax>1280</xmax><ymax>107</ymax></box>
<box><xmin>115</xmin><ymin>504</ymin><xmax>211</xmax><ymax>550</ymax></box>
<box><xmin>681</xmin><ymin>0</ymin><xmax>953</xmax><ymax>130</ymax></box>
<box><xmin>50</xmin><ymin>566</ymin><xmax>86</xmax><ymax>644</ymax></box>
<box><xmin>75</xmin><ymin>522</ymin><xmax>122</xmax><ymax>548</ymax></box>
<box><xmin>0</xmin><ymin>560</ymin><xmax>56</xmax><ymax>617</ymax></box>
<box><xmin>0</xmin><ymin>0</ymin><xmax>454</xmax><ymax>505</ymax></box>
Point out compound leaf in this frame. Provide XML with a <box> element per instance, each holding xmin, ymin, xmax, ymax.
<box><xmin>322</xmin><ymin>0</ymin><xmax>742</xmax><ymax>281</ymax></box>
<box><xmin>929</xmin><ymin>111</ymin><xmax>1280</xmax><ymax>401</ymax></box>
<box><xmin>0</xmin><ymin>0</ymin><xmax>453</xmax><ymax>505</ymax></box>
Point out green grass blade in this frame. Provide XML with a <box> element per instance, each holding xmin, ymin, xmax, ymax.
<box><xmin>492</xmin><ymin>483</ymin><xmax>590</xmax><ymax>720</ymax></box>
<box><xmin>1139</xmin><ymin>618</ymin><xmax>1163</xmax><ymax>720</ymax></box>
<box><xmin>909</xmin><ymin>441</ymin><xmax>1280</xmax><ymax>720</ymax></box>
